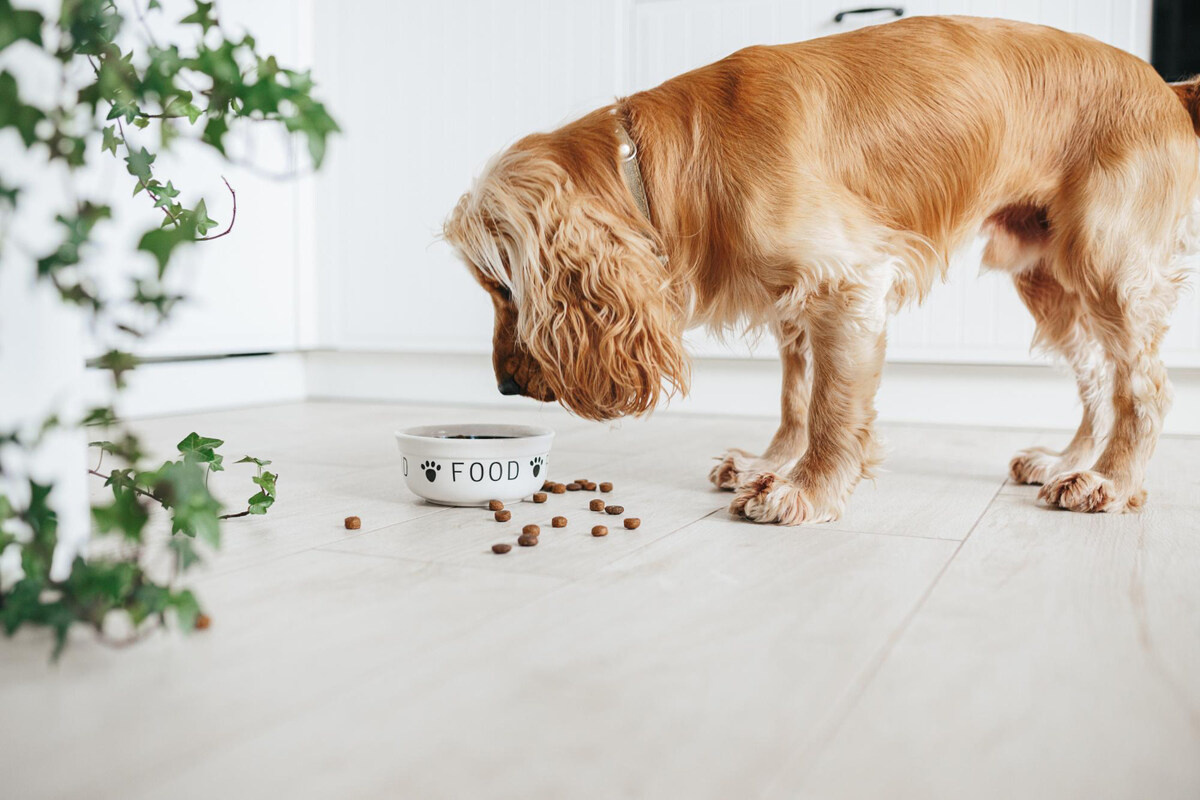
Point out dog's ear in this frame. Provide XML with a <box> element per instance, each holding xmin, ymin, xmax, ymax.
<box><xmin>514</xmin><ymin>184</ymin><xmax>690</xmax><ymax>420</ymax></box>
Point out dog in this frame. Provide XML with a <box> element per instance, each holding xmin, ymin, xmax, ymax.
<box><xmin>443</xmin><ymin>15</ymin><xmax>1200</xmax><ymax>525</ymax></box>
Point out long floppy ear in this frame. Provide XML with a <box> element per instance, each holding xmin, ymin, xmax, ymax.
<box><xmin>514</xmin><ymin>171</ymin><xmax>690</xmax><ymax>420</ymax></box>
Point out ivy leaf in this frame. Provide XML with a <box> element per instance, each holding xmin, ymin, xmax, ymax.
<box><xmin>0</xmin><ymin>1</ymin><xmax>43</xmax><ymax>54</ymax></box>
<box><xmin>235</xmin><ymin>455</ymin><xmax>271</xmax><ymax>467</ymax></box>
<box><xmin>123</xmin><ymin>145</ymin><xmax>156</xmax><ymax>182</ymax></box>
<box><xmin>91</xmin><ymin>487</ymin><xmax>148</xmax><ymax>541</ymax></box>
<box><xmin>247</xmin><ymin>491</ymin><xmax>274</xmax><ymax>515</ymax></box>
<box><xmin>167</xmin><ymin>537</ymin><xmax>201</xmax><ymax>572</ymax></box>
<box><xmin>93</xmin><ymin>349</ymin><xmax>139</xmax><ymax>389</ymax></box>
<box><xmin>179</xmin><ymin>1</ymin><xmax>216</xmax><ymax>32</ymax></box>
<box><xmin>0</xmin><ymin>71</ymin><xmax>45</xmax><ymax>146</ymax></box>
<box><xmin>185</xmin><ymin>199</ymin><xmax>218</xmax><ymax>236</ymax></box>
<box><xmin>137</xmin><ymin>219</ymin><xmax>196</xmax><ymax>276</ymax></box>
<box><xmin>168</xmin><ymin>589</ymin><xmax>201</xmax><ymax>630</ymax></box>
<box><xmin>100</xmin><ymin>124</ymin><xmax>122</xmax><ymax>155</ymax></box>
<box><xmin>177</xmin><ymin>432</ymin><xmax>224</xmax><ymax>461</ymax></box>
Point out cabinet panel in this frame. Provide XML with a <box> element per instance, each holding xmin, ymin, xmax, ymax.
<box><xmin>630</xmin><ymin>1</ymin><xmax>1198</xmax><ymax>365</ymax></box>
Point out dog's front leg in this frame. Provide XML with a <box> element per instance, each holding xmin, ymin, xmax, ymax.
<box><xmin>731</xmin><ymin>286</ymin><xmax>886</xmax><ymax>524</ymax></box>
<box><xmin>709</xmin><ymin>324</ymin><xmax>810</xmax><ymax>490</ymax></box>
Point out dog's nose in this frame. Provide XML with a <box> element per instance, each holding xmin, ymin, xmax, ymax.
<box><xmin>497</xmin><ymin>376</ymin><xmax>522</xmax><ymax>396</ymax></box>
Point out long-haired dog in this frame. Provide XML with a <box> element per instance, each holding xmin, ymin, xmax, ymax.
<box><xmin>444</xmin><ymin>16</ymin><xmax>1200</xmax><ymax>525</ymax></box>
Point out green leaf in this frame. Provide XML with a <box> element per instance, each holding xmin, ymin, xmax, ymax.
<box><xmin>100</xmin><ymin>124</ymin><xmax>122</xmax><ymax>155</ymax></box>
<box><xmin>167</xmin><ymin>537</ymin><xmax>201</xmax><ymax>572</ymax></box>
<box><xmin>123</xmin><ymin>145</ymin><xmax>155</xmax><ymax>182</ymax></box>
<box><xmin>179</xmin><ymin>1</ymin><xmax>216</xmax><ymax>31</ymax></box>
<box><xmin>136</xmin><ymin>221</ymin><xmax>195</xmax><ymax>276</ymax></box>
<box><xmin>177</xmin><ymin>432</ymin><xmax>224</xmax><ymax>459</ymax></box>
<box><xmin>235</xmin><ymin>455</ymin><xmax>271</xmax><ymax>467</ymax></box>
<box><xmin>0</xmin><ymin>71</ymin><xmax>45</xmax><ymax>146</ymax></box>
<box><xmin>168</xmin><ymin>589</ymin><xmax>201</xmax><ymax>630</ymax></box>
<box><xmin>0</xmin><ymin>1</ymin><xmax>43</xmax><ymax>54</ymax></box>
<box><xmin>91</xmin><ymin>486</ymin><xmax>149</xmax><ymax>541</ymax></box>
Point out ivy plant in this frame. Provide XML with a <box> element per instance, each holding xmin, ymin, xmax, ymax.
<box><xmin>0</xmin><ymin>0</ymin><xmax>337</xmax><ymax>658</ymax></box>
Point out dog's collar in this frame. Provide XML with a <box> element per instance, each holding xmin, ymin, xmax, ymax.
<box><xmin>614</xmin><ymin>114</ymin><xmax>651</xmax><ymax>222</ymax></box>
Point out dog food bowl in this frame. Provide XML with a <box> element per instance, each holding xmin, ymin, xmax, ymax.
<box><xmin>395</xmin><ymin>423</ymin><xmax>555</xmax><ymax>506</ymax></box>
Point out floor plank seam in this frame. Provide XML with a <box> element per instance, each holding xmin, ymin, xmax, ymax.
<box><xmin>761</xmin><ymin>477</ymin><xmax>1007</xmax><ymax>796</ymax></box>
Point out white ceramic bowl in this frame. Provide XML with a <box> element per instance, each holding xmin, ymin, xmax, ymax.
<box><xmin>395</xmin><ymin>423</ymin><xmax>555</xmax><ymax>506</ymax></box>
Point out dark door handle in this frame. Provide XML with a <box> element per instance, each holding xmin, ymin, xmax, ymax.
<box><xmin>834</xmin><ymin>6</ymin><xmax>905</xmax><ymax>23</ymax></box>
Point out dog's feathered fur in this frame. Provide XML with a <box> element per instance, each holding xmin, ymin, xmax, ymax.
<box><xmin>444</xmin><ymin>16</ymin><xmax>1200</xmax><ymax>524</ymax></box>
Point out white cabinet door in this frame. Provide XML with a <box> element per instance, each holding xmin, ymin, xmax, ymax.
<box><xmin>313</xmin><ymin>0</ymin><xmax>624</xmax><ymax>353</ymax></box>
<box><xmin>630</xmin><ymin>1</ymin><xmax>1200</xmax><ymax>367</ymax></box>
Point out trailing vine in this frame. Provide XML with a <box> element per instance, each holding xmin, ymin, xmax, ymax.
<box><xmin>0</xmin><ymin>0</ymin><xmax>337</xmax><ymax>658</ymax></box>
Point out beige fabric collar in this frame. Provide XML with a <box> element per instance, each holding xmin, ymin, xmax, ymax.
<box><xmin>615</xmin><ymin>118</ymin><xmax>651</xmax><ymax>222</ymax></box>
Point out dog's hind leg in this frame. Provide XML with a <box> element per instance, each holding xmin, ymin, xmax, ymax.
<box><xmin>1008</xmin><ymin>262</ymin><xmax>1110</xmax><ymax>485</ymax></box>
<box><xmin>1038</xmin><ymin>142</ymin><xmax>1195</xmax><ymax>512</ymax></box>
<box><xmin>730</xmin><ymin>283</ymin><xmax>886</xmax><ymax>524</ymax></box>
<box><xmin>709</xmin><ymin>322</ymin><xmax>810</xmax><ymax>490</ymax></box>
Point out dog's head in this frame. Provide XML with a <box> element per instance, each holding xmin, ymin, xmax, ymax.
<box><xmin>443</xmin><ymin>119</ymin><xmax>689</xmax><ymax>421</ymax></box>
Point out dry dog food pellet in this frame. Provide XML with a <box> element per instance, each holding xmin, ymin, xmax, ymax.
<box><xmin>522</xmin><ymin>524</ymin><xmax>541</xmax><ymax>537</ymax></box>
<box><xmin>591</xmin><ymin>525</ymin><xmax>608</xmax><ymax>537</ymax></box>
<box><xmin>195</xmin><ymin>613</ymin><xmax>212</xmax><ymax>630</ymax></box>
<box><xmin>551</xmin><ymin>483</ymin><xmax>566</xmax><ymax>494</ymax></box>
<box><xmin>518</xmin><ymin>534</ymin><xmax>538</xmax><ymax>547</ymax></box>
<box><xmin>624</xmin><ymin>518</ymin><xmax>641</xmax><ymax>530</ymax></box>
<box><xmin>532</xmin><ymin>492</ymin><xmax>547</xmax><ymax>503</ymax></box>
<box><xmin>552</xmin><ymin>516</ymin><xmax>567</xmax><ymax>528</ymax></box>
<box><xmin>589</xmin><ymin>499</ymin><xmax>606</xmax><ymax>512</ymax></box>
<box><xmin>605</xmin><ymin>505</ymin><xmax>624</xmax><ymax>515</ymax></box>
<box><xmin>344</xmin><ymin>516</ymin><xmax>361</xmax><ymax>530</ymax></box>
<box><xmin>575</xmin><ymin>478</ymin><xmax>589</xmax><ymax>485</ymax></box>
<box><xmin>542</xmin><ymin>480</ymin><xmax>554</xmax><ymax>491</ymax></box>
<box><xmin>599</xmin><ymin>482</ymin><xmax>613</xmax><ymax>493</ymax></box>
<box><xmin>582</xmin><ymin>481</ymin><xmax>597</xmax><ymax>491</ymax></box>
<box><xmin>566</xmin><ymin>482</ymin><xmax>582</xmax><ymax>491</ymax></box>
<box><xmin>488</xmin><ymin>500</ymin><xmax>504</xmax><ymax>512</ymax></box>
<box><xmin>492</xmin><ymin>543</ymin><xmax>512</xmax><ymax>554</ymax></box>
<box><xmin>495</xmin><ymin>510</ymin><xmax>512</xmax><ymax>522</ymax></box>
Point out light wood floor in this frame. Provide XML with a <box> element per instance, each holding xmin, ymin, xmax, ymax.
<box><xmin>4</xmin><ymin>401</ymin><xmax>1199</xmax><ymax>799</ymax></box>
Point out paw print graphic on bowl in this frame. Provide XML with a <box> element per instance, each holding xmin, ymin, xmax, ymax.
<box><xmin>530</xmin><ymin>455</ymin><xmax>544</xmax><ymax>477</ymax></box>
<box><xmin>419</xmin><ymin>460</ymin><xmax>441</xmax><ymax>482</ymax></box>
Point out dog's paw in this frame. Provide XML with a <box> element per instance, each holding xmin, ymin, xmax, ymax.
<box><xmin>729</xmin><ymin>472</ymin><xmax>839</xmax><ymax>525</ymax></box>
<box><xmin>1008</xmin><ymin>447</ymin><xmax>1061</xmax><ymax>485</ymax></box>
<box><xmin>708</xmin><ymin>449</ymin><xmax>759</xmax><ymax>491</ymax></box>
<box><xmin>1038</xmin><ymin>469</ymin><xmax>1122</xmax><ymax>513</ymax></box>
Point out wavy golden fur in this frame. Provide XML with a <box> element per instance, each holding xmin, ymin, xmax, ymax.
<box><xmin>444</xmin><ymin>16</ymin><xmax>1200</xmax><ymax>524</ymax></box>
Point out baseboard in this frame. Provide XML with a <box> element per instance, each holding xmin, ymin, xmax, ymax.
<box><xmin>304</xmin><ymin>350</ymin><xmax>1200</xmax><ymax>435</ymax></box>
<box><xmin>89</xmin><ymin>353</ymin><xmax>308</xmax><ymax>419</ymax></box>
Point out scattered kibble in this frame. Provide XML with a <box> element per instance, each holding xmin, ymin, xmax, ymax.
<box><xmin>605</xmin><ymin>505</ymin><xmax>624</xmax><ymax>515</ymax></box>
<box><xmin>551</xmin><ymin>483</ymin><xmax>567</xmax><ymax>494</ymax></box>
<box><xmin>344</xmin><ymin>516</ymin><xmax>361</xmax><ymax>530</ymax></box>
<box><xmin>566</xmin><ymin>482</ymin><xmax>582</xmax><ymax>491</ymax></box>
<box><xmin>492</xmin><ymin>543</ymin><xmax>512</xmax><ymax>554</ymax></box>
<box><xmin>599</xmin><ymin>482</ymin><xmax>613</xmax><ymax>493</ymax></box>
<box><xmin>495</xmin><ymin>510</ymin><xmax>512</xmax><ymax>522</ymax></box>
<box><xmin>624</xmin><ymin>518</ymin><xmax>641</xmax><ymax>530</ymax></box>
<box><xmin>542</xmin><ymin>480</ymin><xmax>554</xmax><ymax>491</ymax></box>
<box><xmin>522</xmin><ymin>524</ymin><xmax>541</xmax><ymax>537</ymax></box>
<box><xmin>195</xmin><ymin>613</ymin><xmax>212</xmax><ymax>630</ymax></box>
<box><xmin>582</xmin><ymin>481</ymin><xmax>597</xmax><ymax>491</ymax></box>
<box><xmin>518</xmin><ymin>534</ymin><xmax>538</xmax><ymax>547</ymax></box>
<box><xmin>591</xmin><ymin>525</ymin><xmax>608</xmax><ymax>537</ymax></box>
<box><xmin>575</xmin><ymin>478</ymin><xmax>589</xmax><ymax>485</ymax></box>
<box><xmin>552</xmin><ymin>516</ymin><xmax>567</xmax><ymax>528</ymax></box>
<box><xmin>589</xmin><ymin>499</ymin><xmax>605</xmax><ymax>512</ymax></box>
<box><xmin>532</xmin><ymin>492</ymin><xmax>548</xmax><ymax>503</ymax></box>
<box><xmin>488</xmin><ymin>499</ymin><xmax>504</xmax><ymax>512</ymax></box>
